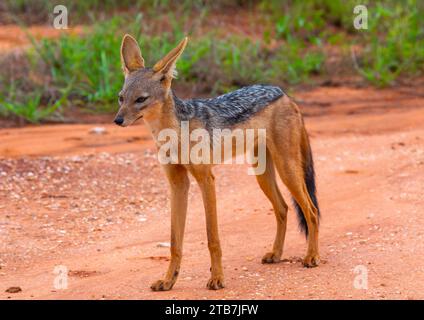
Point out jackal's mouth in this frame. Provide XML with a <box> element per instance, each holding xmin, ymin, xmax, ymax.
<box><xmin>135</xmin><ymin>114</ymin><xmax>144</xmax><ymax>121</ymax></box>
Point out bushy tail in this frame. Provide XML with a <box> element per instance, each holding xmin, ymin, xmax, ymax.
<box><xmin>292</xmin><ymin>129</ymin><xmax>320</xmax><ymax>238</ymax></box>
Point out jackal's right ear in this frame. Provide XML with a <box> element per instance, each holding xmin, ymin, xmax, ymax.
<box><xmin>120</xmin><ymin>34</ymin><xmax>145</xmax><ymax>75</ymax></box>
<box><xmin>152</xmin><ymin>37</ymin><xmax>188</xmax><ymax>79</ymax></box>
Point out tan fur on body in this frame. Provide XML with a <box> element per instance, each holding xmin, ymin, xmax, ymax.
<box><xmin>115</xmin><ymin>35</ymin><xmax>320</xmax><ymax>291</ymax></box>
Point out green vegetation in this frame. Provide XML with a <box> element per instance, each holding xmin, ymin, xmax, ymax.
<box><xmin>354</xmin><ymin>1</ymin><xmax>424</xmax><ymax>86</ymax></box>
<box><xmin>0</xmin><ymin>0</ymin><xmax>423</xmax><ymax>123</ymax></box>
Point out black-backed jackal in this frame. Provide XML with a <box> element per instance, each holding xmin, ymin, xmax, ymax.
<box><xmin>114</xmin><ymin>35</ymin><xmax>320</xmax><ymax>291</ymax></box>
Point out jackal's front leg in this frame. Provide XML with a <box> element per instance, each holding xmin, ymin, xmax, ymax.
<box><xmin>151</xmin><ymin>165</ymin><xmax>189</xmax><ymax>291</ymax></box>
<box><xmin>189</xmin><ymin>166</ymin><xmax>224</xmax><ymax>290</ymax></box>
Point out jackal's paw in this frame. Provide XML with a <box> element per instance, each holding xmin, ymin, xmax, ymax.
<box><xmin>261</xmin><ymin>252</ymin><xmax>281</xmax><ymax>264</ymax></box>
<box><xmin>302</xmin><ymin>255</ymin><xmax>320</xmax><ymax>268</ymax></box>
<box><xmin>207</xmin><ymin>276</ymin><xmax>225</xmax><ymax>290</ymax></box>
<box><xmin>150</xmin><ymin>279</ymin><xmax>174</xmax><ymax>291</ymax></box>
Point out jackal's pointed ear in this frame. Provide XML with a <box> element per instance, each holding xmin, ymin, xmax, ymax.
<box><xmin>120</xmin><ymin>34</ymin><xmax>145</xmax><ymax>75</ymax></box>
<box><xmin>152</xmin><ymin>37</ymin><xmax>188</xmax><ymax>80</ymax></box>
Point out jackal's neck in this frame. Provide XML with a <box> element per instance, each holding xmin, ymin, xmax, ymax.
<box><xmin>142</xmin><ymin>91</ymin><xmax>194</xmax><ymax>145</ymax></box>
<box><xmin>142</xmin><ymin>91</ymin><xmax>181</xmax><ymax>140</ymax></box>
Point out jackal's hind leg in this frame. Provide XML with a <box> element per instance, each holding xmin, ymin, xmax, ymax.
<box><xmin>273</xmin><ymin>156</ymin><xmax>320</xmax><ymax>268</ymax></box>
<box><xmin>255</xmin><ymin>148</ymin><xmax>288</xmax><ymax>264</ymax></box>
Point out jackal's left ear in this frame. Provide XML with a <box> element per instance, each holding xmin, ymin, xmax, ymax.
<box><xmin>152</xmin><ymin>37</ymin><xmax>188</xmax><ymax>80</ymax></box>
<box><xmin>121</xmin><ymin>34</ymin><xmax>145</xmax><ymax>75</ymax></box>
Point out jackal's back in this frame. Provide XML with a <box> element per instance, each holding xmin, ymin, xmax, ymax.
<box><xmin>173</xmin><ymin>85</ymin><xmax>285</xmax><ymax>130</ymax></box>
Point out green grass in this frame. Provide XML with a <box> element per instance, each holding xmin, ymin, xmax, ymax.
<box><xmin>0</xmin><ymin>0</ymin><xmax>235</xmax><ymax>24</ymax></box>
<box><xmin>0</xmin><ymin>13</ymin><xmax>327</xmax><ymax>122</ymax></box>
<box><xmin>263</xmin><ymin>0</ymin><xmax>424</xmax><ymax>86</ymax></box>
<box><xmin>0</xmin><ymin>0</ymin><xmax>423</xmax><ymax>122</ymax></box>
<box><xmin>1</xmin><ymin>90</ymin><xmax>69</xmax><ymax>124</ymax></box>
<box><xmin>354</xmin><ymin>0</ymin><xmax>424</xmax><ymax>86</ymax></box>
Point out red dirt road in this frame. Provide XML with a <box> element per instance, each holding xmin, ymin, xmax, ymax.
<box><xmin>1</xmin><ymin>86</ymin><xmax>424</xmax><ymax>299</ymax></box>
<box><xmin>0</xmin><ymin>25</ymin><xmax>83</xmax><ymax>53</ymax></box>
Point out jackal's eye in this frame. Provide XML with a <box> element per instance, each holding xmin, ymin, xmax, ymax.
<box><xmin>135</xmin><ymin>96</ymin><xmax>148</xmax><ymax>104</ymax></box>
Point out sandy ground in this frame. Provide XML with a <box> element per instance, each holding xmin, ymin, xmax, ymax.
<box><xmin>0</xmin><ymin>86</ymin><xmax>424</xmax><ymax>300</ymax></box>
<box><xmin>0</xmin><ymin>25</ymin><xmax>84</xmax><ymax>53</ymax></box>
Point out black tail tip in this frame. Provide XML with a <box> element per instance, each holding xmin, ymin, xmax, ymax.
<box><xmin>292</xmin><ymin>147</ymin><xmax>320</xmax><ymax>238</ymax></box>
<box><xmin>292</xmin><ymin>199</ymin><xmax>309</xmax><ymax>237</ymax></box>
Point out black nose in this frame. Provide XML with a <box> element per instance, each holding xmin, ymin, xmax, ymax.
<box><xmin>114</xmin><ymin>116</ymin><xmax>124</xmax><ymax>126</ymax></box>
